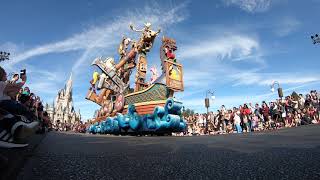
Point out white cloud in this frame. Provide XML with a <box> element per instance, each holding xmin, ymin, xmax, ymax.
<box><xmin>28</xmin><ymin>68</ymin><xmax>61</xmax><ymax>81</ymax></box>
<box><xmin>0</xmin><ymin>42</ymin><xmax>24</xmax><ymax>55</ymax></box>
<box><xmin>230</xmin><ymin>71</ymin><xmax>320</xmax><ymax>86</ymax></box>
<box><xmin>6</xmin><ymin>2</ymin><xmax>188</xmax><ymax>71</ymax></box>
<box><xmin>177</xmin><ymin>33</ymin><xmax>264</xmax><ymax>91</ymax></box>
<box><xmin>26</xmin><ymin>81</ymin><xmax>59</xmax><ymax>95</ymax></box>
<box><xmin>180</xmin><ymin>34</ymin><xmax>260</xmax><ymax>61</ymax></box>
<box><xmin>7</xmin><ymin>31</ymin><xmax>103</xmax><ymax>66</ymax></box>
<box><xmin>273</xmin><ymin>17</ymin><xmax>301</xmax><ymax>37</ymax></box>
<box><xmin>223</xmin><ymin>0</ymin><xmax>271</xmax><ymax>13</ymax></box>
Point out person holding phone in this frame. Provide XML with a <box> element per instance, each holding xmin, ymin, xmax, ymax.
<box><xmin>0</xmin><ymin>66</ymin><xmax>37</xmax><ymax>121</ymax></box>
<box><xmin>0</xmin><ymin>66</ymin><xmax>38</xmax><ymax>148</ymax></box>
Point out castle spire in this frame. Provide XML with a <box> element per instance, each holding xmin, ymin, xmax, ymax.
<box><xmin>66</xmin><ymin>72</ymin><xmax>73</xmax><ymax>98</ymax></box>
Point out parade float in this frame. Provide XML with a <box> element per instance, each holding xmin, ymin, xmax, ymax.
<box><xmin>85</xmin><ymin>23</ymin><xmax>186</xmax><ymax>135</ymax></box>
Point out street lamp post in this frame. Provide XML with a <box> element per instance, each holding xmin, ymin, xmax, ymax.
<box><xmin>0</xmin><ymin>51</ymin><xmax>10</xmax><ymax>62</ymax></box>
<box><xmin>270</xmin><ymin>81</ymin><xmax>283</xmax><ymax>98</ymax></box>
<box><xmin>311</xmin><ymin>34</ymin><xmax>320</xmax><ymax>44</ymax></box>
<box><xmin>205</xmin><ymin>90</ymin><xmax>215</xmax><ymax>134</ymax></box>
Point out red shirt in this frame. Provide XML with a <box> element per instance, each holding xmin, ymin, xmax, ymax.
<box><xmin>262</xmin><ymin>107</ymin><xmax>269</xmax><ymax>116</ymax></box>
<box><xmin>165</xmin><ymin>48</ymin><xmax>175</xmax><ymax>59</ymax></box>
<box><xmin>308</xmin><ymin>108</ymin><xmax>316</xmax><ymax>116</ymax></box>
<box><xmin>243</xmin><ymin>108</ymin><xmax>251</xmax><ymax>115</ymax></box>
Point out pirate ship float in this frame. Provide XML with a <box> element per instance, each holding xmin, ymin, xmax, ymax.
<box><xmin>86</xmin><ymin>23</ymin><xmax>186</xmax><ymax>135</ymax></box>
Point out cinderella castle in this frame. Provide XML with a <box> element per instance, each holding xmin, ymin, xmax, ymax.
<box><xmin>45</xmin><ymin>74</ymin><xmax>81</xmax><ymax>125</ymax></box>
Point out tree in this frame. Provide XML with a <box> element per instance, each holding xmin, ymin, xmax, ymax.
<box><xmin>182</xmin><ymin>108</ymin><xmax>195</xmax><ymax>117</ymax></box>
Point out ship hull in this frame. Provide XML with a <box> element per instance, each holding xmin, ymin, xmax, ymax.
<box><xmin>122</xmin><ymin>82</ymin><xmax>172</xmax><ymax>115</ymax></box>
<box><xmin>122</xmin><ymin>100</ymin><xmax>167</xmax><ymax>115</ymax></box>
<box><xmin>124</xmin><ymin>83</ymin><xmax>171</xmax><ymax>105</ymax></box>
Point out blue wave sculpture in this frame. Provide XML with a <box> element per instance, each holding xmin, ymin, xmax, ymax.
<box><xmin>88</xmin><ymin>98</ymin><xmax>187</xmax><ymax>135</ymax></box>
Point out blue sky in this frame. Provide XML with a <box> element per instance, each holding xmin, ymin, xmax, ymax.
<box><xmin>1</xmin><ymin>0</ymin><xmax>320</xmax><ymax>120</ymax></box>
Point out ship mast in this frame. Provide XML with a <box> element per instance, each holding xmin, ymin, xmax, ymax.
<box><xmin>129</xmin><ymin>22</ymin><xmax>161</xmax><ymax>92</ymax></box>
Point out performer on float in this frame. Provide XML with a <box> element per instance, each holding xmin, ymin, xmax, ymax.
<box><xmin>129</xmin><ymin>22</ymin><xmax>161</xmax><ymax>52</ymax></box>
<box><xmin>90</xmin><ymin>71</ymin><xmax>100</xmax><ymax>93</ymax></box>
<box><xmin>164</xmin><ymin>46</ymin><xmax>176</xmax><ymax>62</ymax></box>
<box><xmin>117</xmin><ymin>40</ymin><xmax>138</xmax><ymax>84</ymax></box>
<box><xmin>149</xmin><ymin>66</ymin><xmax>159</xmax><ymax>84</ymax></box>
<box><xmin>118</xmin><ymin>37</ymin><xmax>131</xmax><ymax>58</ymax></box>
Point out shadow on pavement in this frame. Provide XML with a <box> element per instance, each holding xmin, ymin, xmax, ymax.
<box><xmin>0</xmin><ymin>134</ymin><xmax>46</xmax><ymax>180</ymax></box>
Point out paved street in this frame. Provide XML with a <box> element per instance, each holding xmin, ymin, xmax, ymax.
<box><xmin>14</xmin><ymin>125</ymin><xmax>320</xmax><ymax>180</ymax></box>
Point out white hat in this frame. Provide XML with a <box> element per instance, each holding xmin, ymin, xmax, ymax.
<box><xmin>144</xmin><ymin>22</ymin><xmax>152</xmax><ymax>27</ymax></box>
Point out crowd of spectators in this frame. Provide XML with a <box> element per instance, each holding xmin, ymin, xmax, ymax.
<box><xmin>14</xmin><ymin>85</ymin><xmax>52</xmax><ymax>133</ymax></box>
<box><xmin>72</xmin><ymin>121</ymin><xmax>87</xmax><ymax>133</ymax></box>
<box><xmin>183</xmin><ymin>90</ymin><xmax>320</xmax><ymax>135</ymax></box>
<box><xmin>52</xmin><ymin>120</ymin><xmax>86</xmax><ymax>133</ymax></box>
<box><xmin>0</xmin><ymin>66</ymin><xmax>51</xmax><ymax>148</ymax></box>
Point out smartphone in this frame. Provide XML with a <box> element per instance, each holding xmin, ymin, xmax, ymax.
<box><xmin>20</xmin><ymin>69</ymin><xmax>26</xmax><ymax>76</ymax></box>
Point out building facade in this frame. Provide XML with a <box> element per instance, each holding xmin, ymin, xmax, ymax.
<box><xmin>45</xmin><ymin>74</ymin><xmax>81</xmax><ymax>125</ymax></box>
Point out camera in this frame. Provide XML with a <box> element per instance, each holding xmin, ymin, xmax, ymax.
<box><xmin>20</xmin><ymin>69</ymin><xmax>26</xmax><ymax>76</ymax></box>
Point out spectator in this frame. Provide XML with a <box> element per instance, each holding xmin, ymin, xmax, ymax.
<box><xmin>293</xmin><ymin>111</ymin><xmax>301</xmax><ymax>127</ymax></box>
<box><xmin>42</xmin><ymin>111</ymin><xmax>52</xmax><ymax>131</ymax></box>
<box><xmin>0</xmin><ymin>66</ymin><xmax>39</xmax><ymax>148</ymax></box>
<box><xmin>22</xmin><ymin>87</ymin><xmax>30</xmax><ymax>96</ymax></box>
<box><xmin>298</xmin><ymin>94</ymin><xmax>305</xmax><ymax>109</ymax></box>
<box><xmin>16</xmin><ymin>88</ymin><xmax>23</xmax><ymax>101</ymax></box>
<box><xmin>234</xmin><ymin>110</ymin><xmax>242</xmax><ymax>133</ymax></box>
<box><xmin>261</xmin><ymin>101</ymin><xmax>269</xmax><ymax>122</ymax></box>
<box><xmin>242</xmin><ymin>104</ymin><xmax>251</xmax><ymax>132</ymax></box>
<box><xmin>8</xmin><ymin>74</ymin><xmax>19</xmax><ymax>84</ymax></box>
<box><xmin>251</xmin><ymin>114</ymin><xmax>259</xmax><ymax>131</ymax></box>
<box><xmin>285</xmin><ymin>112</ymin><xmax>294</xmax><ymax>127</ymax></box>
